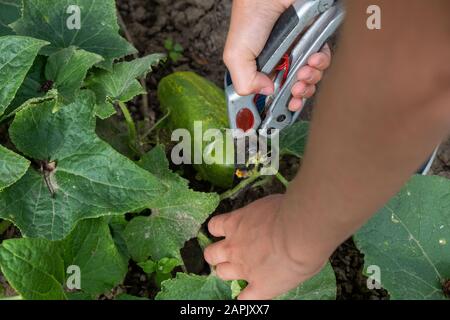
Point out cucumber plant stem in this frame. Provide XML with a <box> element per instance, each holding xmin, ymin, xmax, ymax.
<box><xmin>117</xmin><ymin>101</ymin><xmax>140</xmax><ymax>156</ymax></box>
<box><xmin>220</xmin><ymin>173</ymin><xmax>262</xmax><ymax>201</ymax></box>
<box><xmin>141</xmin><ymin>110</ymin><xmax>171</xmax><ymax>141</ymax></box>
<box><xmin>197</xmin><ymin>230</ymin><xmax>213</xmax><ymax>251</ymax></box>
<box><xmin>197</xmin><ymin>230</ymin><xmax>216</xmax><ymax>275</ymax></box>
<box><xmin>275</xmin><ymin>172</ymin><xmax>290</xmax><ymax>188</ymax></box>
<box><xmin>117</xmin><ymin>13</ymin><xmax>151</xmax><ymax>129</ymax></box>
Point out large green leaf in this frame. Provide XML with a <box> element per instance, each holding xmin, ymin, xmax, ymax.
<box><xmin>0</xmin><ymin>0</ymin><xmax>21</xmax><ymax>36</ymax></box>
<box><xmin>0</xmin><ymin>35</ymin><xmax>48</xmax><ymax>116</ymax></box>
<box><xmin>0</xmin><ymin>239</ymin><xmax>65</xmax><ymax>300</ymax></box>
<box><xmin>279</xmin><ymin>121</ymin><xmax>310</xmax><ymax>158</ymax></box>
<box><xmin>276</xmin><ymin>263</ymin><xmax>336</xmax><ymax>300</ymax></box>
<box><xmin>0</xmin><ymin>145</ymin><xmax>29</xmax><ymax>191</ymax></box>
<box><xmin>108</xmin><ymin>215</ymin><xmax>130</xmax><ymax>261</ymax></box>
<box><xmin>0</xmin><ymin>91</ymin><xmax>164</xmax><ymax>240</ymax></box>
<box><xmin>0</xmin><ymin>218</ymin><xmax>128</xmax><ymax>300</ymax></box>
<box><xmin>61</xmin><ymin>218</ymin><xmax>128</xmax><ymax>295</ymax></box>
<box><xmin>86</xmin><ymin>54</ymin><xmax>166</xmax><ymax>116</ymax></box>
<box><xmin>354</xmin><ymin>175</ymin><xmax>450</xmax><ymax>300</ymax></box>
<box><xmin>11</xmin><ymin>0</ymin><xmax>136</xmax><ymax>69</ymax></box>
<box><xmin>6</xmin><ymin>55</ymin><xmax>47</xmax><ymax>114</ymax></box>
<box><xmin>156</xmin><ymin>274</ymin><xmax>232</xmax><ymax>300</ymax></box>
<box><xmin>45</xmin><ymin>47</ymin><xmax>103</xmax><ymax>101</ymax></box>
<box><xmin>124</xmin><ymin>145</ymin><xmax>219</xmax><ymax>263</ymax></box>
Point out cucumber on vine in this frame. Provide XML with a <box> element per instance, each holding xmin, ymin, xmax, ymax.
<box><xmin>158</xmin><ymin>71</ymin><xmax>235</xmax><ymax>188</ymax></box>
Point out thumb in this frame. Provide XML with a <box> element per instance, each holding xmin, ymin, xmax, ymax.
<box><xmin>224</xmin><ymin>0</ymin><xmax>289</xmax><ymax>96</ymax></box>
<box><xmin>224</xmin><ymin>50</ymin><xmax>274</xmax><ymax>96</ymax></box>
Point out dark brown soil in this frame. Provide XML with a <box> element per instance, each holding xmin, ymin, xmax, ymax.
<box><xmin>431</xmin><ymin>138</ymin><xmax>450</xmax><ymax>179</ymax></box>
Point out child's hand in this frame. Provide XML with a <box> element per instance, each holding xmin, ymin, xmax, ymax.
<box><xmin>224</xmin><ymin>0</ymin><xmax>332</xmax><ymax>111</ymax></box>
<box><xmin>204</xmin><ymin>195</ymin><xmax>328</xmax><ymax>300</ymax></box>
<box><xmin>289</xmin><ymin>44</ymin><xmax>331</xmax><ymax>111</ymax></box>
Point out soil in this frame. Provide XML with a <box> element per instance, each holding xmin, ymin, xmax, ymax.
<box><xmin>431</xmin><ymin>138</ymin><xmax>450</xmax><ymax>179</ymax></box>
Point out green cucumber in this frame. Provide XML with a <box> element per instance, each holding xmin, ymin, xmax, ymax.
<box><xmin>158</xmin><ymin>71</ymin><xmax>235</xmax><ymax>188</ymax></box>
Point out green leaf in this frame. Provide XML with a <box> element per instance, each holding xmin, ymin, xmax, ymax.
<box><xmin>230</xmin><ymin>280</ymin><xmax>247</xmax><ymax>299</ymax></box>
<box><xmin>279</xmin><ymin>121</ymin><xmax>310</xmax><ymax>158</ymax></box>
<box><xmin>61</xmin><ymin>218</ymin><xmax>128</xmax><ymax>296</ymax></box>
<box><xmin>86</xmin><ymin>54</ymin><xmax>166</xmax><ymax>116</ymax></box>
<box><xmin>108</xmin><ymin>215</ymin><xmax>130</xmax><ymax>260</ymax></box>
<box><xmin>0</xmin><ymin>35</ymin><xmax>48</xmax><ymax>116</ymax></box>
<box><xmin>124</xmin><ymin>145</ymin><xmax>219</xmax><ymax>262</ymax></box>
<box><xmin>164</xmin><ymin>38</ymin><xmax>173</xmax><ymax>50</ymax></box>
<box><xmin>354</xmin><ymin>175</ymin><xmax>450</xmax><ymax>300</ymax></box>
<box><xmin>173</xmin><ymin>43</ymin><xmax>184</xmax><ymax>53</ymax></box>
<box><xmin>275</xmin><ymin>263</ymin><xmax>336</xmax><ymax>300</ymax></box>
<box><xmin>0</xmin><ymin>0</ymin><xmax>21</xmax><ymax>36</ymax></box>
<box><xmin>0</xmin><ymin>145</ymin><xmax>30</xmax><ymax>191</ymax></box>
<box><xmin>94</xmin><ymin>102</ymin><xmax>116</xmax><ymax>120</ymax></box>
<box><xmin>6</xmin><ymin>55</ymin><xmax>47</xmax><ymax>114</ymax></box>
<box><xmin>0</xmin><ymin>239</ymin><xmax>66</xmax><ymax>300</ymax></box>
<box><xmin>169</xmin><ymin>52</ymin><xmax>182</xmax><ymax>63</ymax></box>
<box><xmin>157</xmin><ymin>257</ymin><xmax>181</xmax><ymax>274</ymax></box>
<box><xmin>4</xmin><ymin>89</ymin><xmax>59</xmax><ymax>123</ymax></box>
<box><xmin>0</xmin><ymin>91</ymin><xmax>164</xmax><ymax>240</ymax></box>
<box><xmin>11</xmin><ymin>0</ymin><xmax>136</xmax><ymax>69</ymax></box>
<box><xmin>138</xmin><ymin>260</ymin><xmax>156</xmax><ymax>275</ymax></box>
<box><xmin>45</xmin><ymin>47</ymin><xmax>103</xmax><ymax>101</ymax></box>
<box><xmin>0</xmin><ymin>218</ymin><xmax>127</xmax><ymax>300</ymax></box>
<box><xmin>138</xmin><ymin>257</ymin><xmax>181</xmax><ymax>288</ymax></box>
<box><xmin>155</xmin><ymin>257</ymin><xmax>180</xmax><ymax>287</ymax></box>
<box><xmin>156</xmin><ymin>274</ymin><xmax>232</xmax><ymax>300</ymax></box>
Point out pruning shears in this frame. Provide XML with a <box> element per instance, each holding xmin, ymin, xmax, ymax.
<box><xmin>225</xmin><ymin>0</ymin><xmax>345</xmax><ymax>135</ymax></box>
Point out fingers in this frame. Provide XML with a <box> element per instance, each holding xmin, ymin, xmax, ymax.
<box><xmin>289</xmin><ymin>83</ymin><xmax>316</xmax><ymax>112</ymax></box>
<box><xmin>215</xmin><ymin>263</ymin><xmax>245</xmax><ymax>281</ymax></box>
<box><xmin>208</xmin><ymin>213</ymin><xmax>231</xmax><ymax>237</ymax></box>
<box><xmin>308</xmin><ymin>43</ymin><xmax>332</xmax><ymax>71</ymax></box>
<box><xmin>296</xmin><ymin>66</ymin><xmax>323</xmax><ymax>85</ymax></box>
<box><xmin>204</xmin><ymin>240</ymin><xmax>230</xmax><ymax>266</ymax></box>
<box><xmin>290</xmin><ymin>43</ymin><xmax>331</xmax><ymax>105</ymax></box>
<box><xmin>292</xmin><ymin>82</ymin><xmax>316</xmax><ymax>99</ymax></box>
<box><xmin>288</xmin><ymin>98</ymin><xmax>303</xmax><ymax>112</ymax></box>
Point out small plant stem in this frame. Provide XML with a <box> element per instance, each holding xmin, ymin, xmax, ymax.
<box><xmin>220</xmin><ymin>173</ymin><xmax>262</xmax><ymax>201</ymax></box>
<box><xmin>141</xmin><ymin>110</ymin><xmax>171</xmax><ymax>141</ymax></box>
<box><xmin>197</xmin><ymin>230</ymin><xmax>216</xmax><ymax>275</ymax></box>
<box><xmin>117</xmin><ymin>101</ymin><xmax>140</xmax><ymax>156</ymax></box>
<box><xmin>117</xmin><ymin>13</ymin><xmax>151</xmax><ymax>128</ymax></box>
<box><xmin>251</xmin><ymin>176</ymin><xmax>272</xmax><ymax>189</ymax></box>
<box><xmin>197</xmin><ymin>230</ymin><xmax>213</xmax><ymax>251</ymax></box>
<box><xmin>0</xmin><ymin>220</ymin><xmax>11</xmax><ymax>235</ymax></box>
<box><xmin>275</xmin><ymin>172</ymin><xmax>290</xmax><ymax>188</ymax></box>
